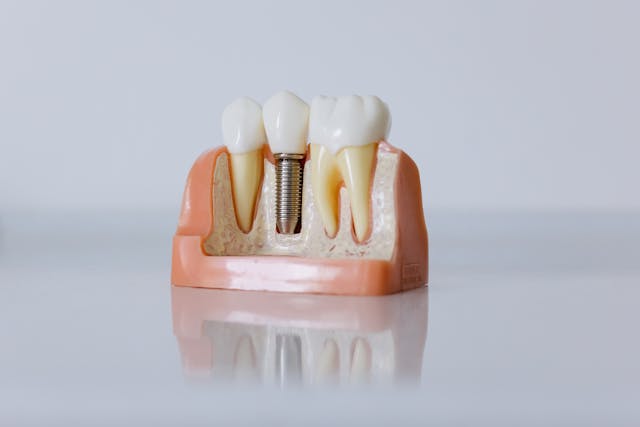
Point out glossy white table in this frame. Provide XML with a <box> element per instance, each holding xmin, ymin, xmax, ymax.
<box><xmin>1</xmin><ymin>211</ymin><xmax>638</xmax><ymax>426</ymax></box>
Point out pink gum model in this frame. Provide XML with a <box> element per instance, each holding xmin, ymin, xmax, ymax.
<box><xmin>171</xmin><ymin>142</ymin><xmax>428</xmax><ymax>295</ymax></box>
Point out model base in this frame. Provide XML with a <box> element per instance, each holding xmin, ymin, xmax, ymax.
<box><xmin>172</xmin><ymin>236</ymin><xmax>426</xmax><ymax>295</ymax></box>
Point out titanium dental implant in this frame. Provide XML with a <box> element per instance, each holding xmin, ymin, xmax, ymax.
<box><xmin>263</xmin><ymin>91</ymin><xmax>310</xmax><ymax>234</ymax></box>
<box><xmin>274</xmin><ymin>153</ymin><xmax>305</xmax><ymax>233</ymax></box>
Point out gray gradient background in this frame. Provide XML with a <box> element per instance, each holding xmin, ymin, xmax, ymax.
<box><xmin>1</xmin><ymin>1</ymin><xmax>640</xmax><ymax>426</ymax></box>
<box><xmin>1</xmin><ymin>0</ymin><xmax>639</xmax><ymax>213</ymax></box>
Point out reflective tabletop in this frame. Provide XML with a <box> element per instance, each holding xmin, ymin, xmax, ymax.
<box><xmin>1</xmin><ymin>212</ymin><xmax>639</xmax><ymax>425</ymax></box>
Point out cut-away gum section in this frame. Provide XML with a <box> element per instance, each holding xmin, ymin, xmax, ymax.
<box><xmin>171</xmin><ymin>142</ymin><xmax>428</xmax><ymax>295</ymax></box>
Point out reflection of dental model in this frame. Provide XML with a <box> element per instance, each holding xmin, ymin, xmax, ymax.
<box><xmin>349</xmin><ymin>338</ymin><xmax>372</xmax><ymax>384</ymax></box>
<box><xmin>233</xmin><ymin>335</ymin><xmax>258</xmax><ymax>381</ymax></box>
<box><xmin>172</xmin><ymin>91</ymin><xmax>428</xmax><ymax>295</ymax></box>
<box><xmin>315</xmin><ymin>339</ymin><xmax>340</xmax><ymax>384</ymax></box>
<box><xmin>221</xmin><ymin>97</ymin><xmax>266</xmax><ymax>233</ymax></box>
<box><xmin>172</xmin><ymin>286</ymin><xmax>429</xmax><ymax>386</ymax></box>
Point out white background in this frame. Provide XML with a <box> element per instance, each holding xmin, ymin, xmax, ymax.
<box><xmin>1</xmin><ymin>0</ymin><xmax>639</xmax><ymax>213</ymax></box>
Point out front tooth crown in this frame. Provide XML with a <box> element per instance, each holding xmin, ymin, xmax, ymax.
<box><xmin>262</xmin><ymin>91</ymin><xmax>310</xmax><ymax>154</ymax></box>
<box><xmin>309</xmin><ymin>95</ymin><xmax>391</xmax><ymax>154</ymax></box>
<box><xmin>222</xmin><ymin>97</ymin><xmax>267</xmax><ymax>153</ymax></box>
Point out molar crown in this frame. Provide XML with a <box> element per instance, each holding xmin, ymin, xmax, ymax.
<box><xmin>309</xmin><ymin>95</ymin><xmax>391</xmax><ymax>153</ymax></box>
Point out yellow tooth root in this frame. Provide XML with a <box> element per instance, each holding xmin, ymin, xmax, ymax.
<box><xmin>229</xmin><ymin>149</ymin><xmax>263</xmax><ymax>233</ymax></box>
<box><xmin>336</xmin><ymin>143</ymin><xmax>377</xmax><ymax>242</ymax></box>
<box><xmin>311</xmin><ymin>144</ymin><xmax>342</xmax><ymax>238</ymax></box>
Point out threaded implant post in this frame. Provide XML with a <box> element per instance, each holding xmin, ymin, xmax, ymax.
<box><xmin>274</xmin><ymin>153</ymin><xmax>305</xmax><ymax>234</ymax></box>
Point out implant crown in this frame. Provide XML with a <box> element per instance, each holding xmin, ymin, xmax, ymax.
<box><xmin>262</xmin><ymin>91</ymin><xmax>309</xmax><ymax>154</ymax></box>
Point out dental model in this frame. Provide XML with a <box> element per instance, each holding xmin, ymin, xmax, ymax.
<box><xmin>172</xmin><ymin>91</ymin><xmax>428</xmax><ymax>295</ymax></box>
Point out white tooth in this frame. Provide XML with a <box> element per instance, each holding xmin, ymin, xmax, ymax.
<box><xmin>309</xmin><ymin>95</ymin><xmax>390</xmax><ymax>241</ymax></box>
<box><xmin>233</xmin><ymin>335</ymin><xmax>257</xmax><ymax>381</ymax></box>
<box><xmin>222</xmin><ymin>97</ymin><xmax>266</xmax><ymax>233</ymax></box>
<box><xmin>262</xmin><ymin>91</ymin><xmax>309</xmax><ymax>155</ymax></box>
<box><xmin>315</xmin><ymin>339</ymin><xmax>340</xmax><ymax>384</ymax></box>
<box><xmin>349</xmin><ymin>338</ymin><xmax>372</xmax><ymax>384</ymax></box>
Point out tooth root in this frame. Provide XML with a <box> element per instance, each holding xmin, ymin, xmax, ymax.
<box><xmin>349</xmin><ymin>338</ymin><xmax>372</xmax><ymax>384</ymax></box>
<box><xmin>310</xmin><ymin>144</ymin><xmax>342</xmax><ymax>238</ymax></box>
<box><xmin>316</xmin><ymin>339</ymin><xmax>340</xmax><ymax>384</ymax></box>
<box><xmin>228</xmin><ymin>149</ymin><xmax>263</xmax><ymax>233</ymax></box>
<box><xmin>336</xmin><ymin>143</ymin><xmax>377</xmax><ymax>242</ymax></box>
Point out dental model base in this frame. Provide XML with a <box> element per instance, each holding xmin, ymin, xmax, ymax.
<box><xmin>171</xmin><ymin>92</ymin><xmax>428</xmax><ymax>295</ymax></box>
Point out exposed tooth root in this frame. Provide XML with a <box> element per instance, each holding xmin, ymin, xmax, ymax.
<box><xmin>310</xmin><ymin>144</ymin><xmax>342</xmax><ymax>237</ymax></box>
<box><xmin>229</xmin><ymin>149</ymin><xmax>263</xmax><ymax>233</ymax></box>
<box><xmin>336</xmin><ymin>143</ymin><xmax>377</xmax><ymax>242</ymax></box>
<box><xmin>310</xmin><ymin>143</ymin><xmax>377</xmax><ymax>242</ymax></box>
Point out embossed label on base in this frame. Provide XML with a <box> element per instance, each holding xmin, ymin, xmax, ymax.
<box><xmin>402</xmin><ymin>263</ymin><xmax>422</xmax><ymax>284</ymax></box>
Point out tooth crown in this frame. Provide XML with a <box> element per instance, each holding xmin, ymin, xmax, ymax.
<box><xmin>221</xmin><ymin>97</ymin><xmax>266</xmax><ymax>154</ymax></box>
<box><xmin>262</xmin><ymin>91</ymin><xmax>310</xmax><ymax>154</ymax></box>
<box><xmin>309</xmin><ymin>95</ymin><xmax>391</xmax><ymax>154</ymax></box>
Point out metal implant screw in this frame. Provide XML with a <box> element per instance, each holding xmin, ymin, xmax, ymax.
<box><xmin>274</xmin><ymin>153</ymin><xmax>305</xmax><ymax>234</ymax></box>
